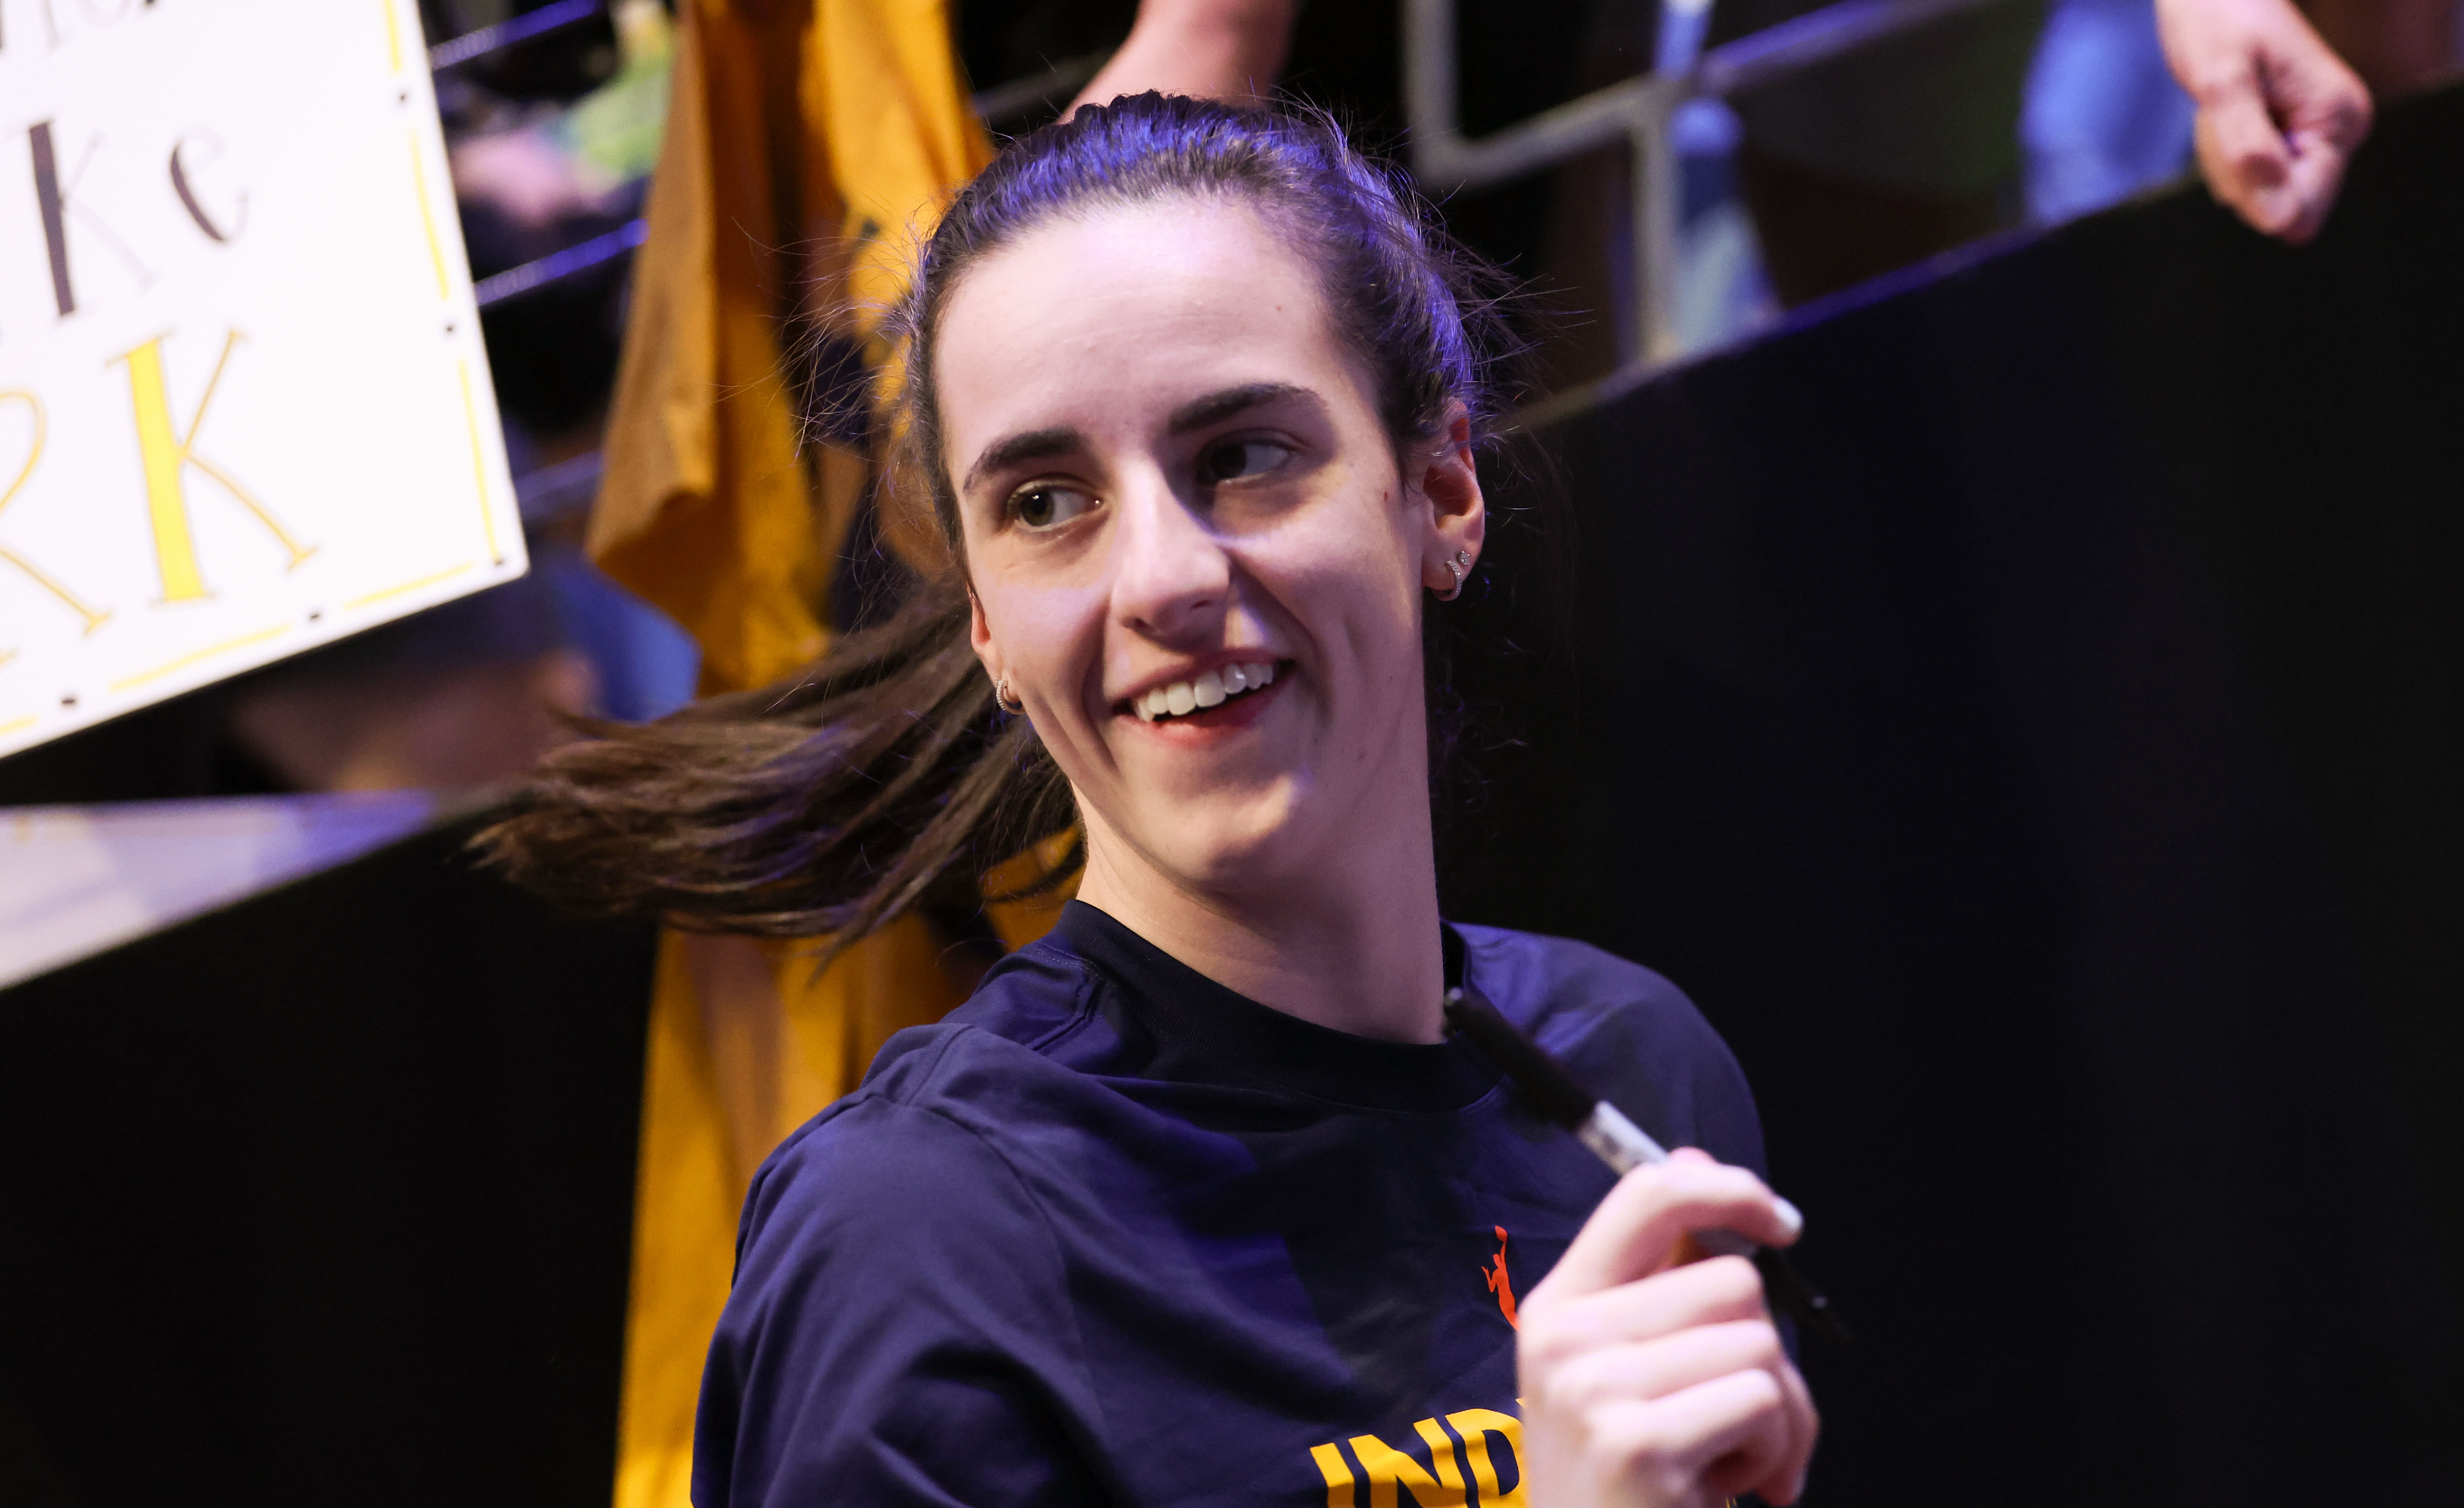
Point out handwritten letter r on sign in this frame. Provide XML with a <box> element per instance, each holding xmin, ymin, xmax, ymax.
<box><xmin>0</xmin><ymin>0</ymin><xmax>523</xmax><ymax>756</ymax></box>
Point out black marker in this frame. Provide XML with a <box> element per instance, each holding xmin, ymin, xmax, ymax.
<box><xmin>1444</xmin><ymin>988</ymin><xmax>1851</xmax><ymax>1346</ymax></box>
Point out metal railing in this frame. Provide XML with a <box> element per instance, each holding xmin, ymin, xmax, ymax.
<box><xmin>1405</xmin><ymin>0</ymin><xmax>2008</xmax><ymax>374</ymax></box>
<box><xmin>431</xmin><ymin>11</ymin><xmax>1118</xmax><ymax>507</ymax></box>
<box><xmin>474</xmin><ymin>216</ymin><xmax>647</xmax><ymax>307</ymax></box>
<box><xmin>454</xmin><ymin>0</ymin><xmax>2026</xmax><ymax>487</ymax></box>
<box><xmin>444</xmin><ymin>0</ymin><xmax>2027</xmax><ymax>361</ymax></box>
<box><xmin>428</xmin><ymin>0</ymin><xmax>607</xmax><ymax>71</ymax></box>
<box><xmin>451</xmin><ymin>33</ymin><xmax>1110</xmax><ymax>315</ymax></box>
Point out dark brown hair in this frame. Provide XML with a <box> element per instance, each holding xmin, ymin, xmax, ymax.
<box><xmin>477</xmin><ymin>93</ymin><xmax>1545</xmax><ymax>957</ymax></box>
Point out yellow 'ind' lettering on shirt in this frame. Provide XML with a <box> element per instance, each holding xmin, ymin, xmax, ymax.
<box><xmin>1309</xmin><ymin>1408</ymin><xmax>1527</xmax><ymax>1508</ymax></box>
<box><xmin>1310</xmin><ymin>1443</ymin><xmax>1355</xmax><ymax>1508</ymax></box>
<box><xmin>1443</xmin><ymin>1410</ymin><xmax>1528</xmax><ymax>1508</ymax></box>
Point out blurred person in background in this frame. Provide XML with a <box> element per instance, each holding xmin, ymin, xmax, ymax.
<box><xmin>1714</xmin><ymin>0</ymin><xmax>2444</xmax><ymax>305</ymax></box>
<box><xmin>1459</xmin><ymin>0</ymin><xmax>2441</xmax><ymax>388</ymax></box>
<box><xmin>2155</xmin><ymin>0</ymin><xmax>2457</xmax><ymax>242</ymax></box>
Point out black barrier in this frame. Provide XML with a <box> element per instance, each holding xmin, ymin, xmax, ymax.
<box><xmin>1450</xmin><ymin>83</ymin><xmax>2464</xmax><ymax>1504</ymax></box>
<box><xmin>0</xmin><ymin>818</ymin><xmax>653</xmax><ymax>1508</ymax></box>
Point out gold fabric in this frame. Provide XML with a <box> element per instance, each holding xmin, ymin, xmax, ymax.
<box><xmin>590</xmin><ymin>0</ymin><xmax>989</xmax><ymax>690</ymax></box>
<box><xmin>585</xmin><ymin>6</ymin><xmax>1013</xmax><ymax>1507</ymax></box>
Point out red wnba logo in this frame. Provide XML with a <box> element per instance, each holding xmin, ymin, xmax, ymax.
<box><xmin>1483</xmin><ymin>1226</ymin><xmax>1518</xmax><ymax>1329</ymax></box>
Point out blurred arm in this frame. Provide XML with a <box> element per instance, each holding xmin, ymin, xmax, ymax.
<box><xmin>1069</xmin><ymin>0</ymin><xmax>1299</xmax><ymax>113</ymax></box>
<box><xmin>2156</xmin><ymin>0</ymin><xmax>2375</xmax><ymax>243</ymax></box>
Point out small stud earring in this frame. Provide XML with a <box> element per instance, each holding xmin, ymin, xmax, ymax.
<box><xmin>993</xmin><ymin>675</ymin><xmax>1023</xmax><ymax>714</ymax></box>
<box><xmin>1435</xmin><ymin>548</ymin><xmax>1473</xmax><ymax>601</ymax></box>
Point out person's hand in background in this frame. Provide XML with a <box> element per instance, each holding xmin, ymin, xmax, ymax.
<box><xmin>1070</xmin><ymin>0</ymin><xmax>1298</xmax><ymax>113</ymax></box>
<box><xmin>2156</xmin><ymin>0</ymin><xmax>2375</xmax><ymax>243</ymax></box>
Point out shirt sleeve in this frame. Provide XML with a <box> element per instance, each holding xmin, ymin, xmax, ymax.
<box><xmin>1503</xmin><ymin>929</ymin><xmax>1772</xmax><ymax>1179</ymax></box>
<box><xmin>1677</xmin><ymin>1003</ymin><xmax>1769</xmax><ymax>1180</ymax></box>
<box><xmin>693</xmin><ymin>1094</ymin><xmax>1107</xmax><ymax>1508</ymax></box>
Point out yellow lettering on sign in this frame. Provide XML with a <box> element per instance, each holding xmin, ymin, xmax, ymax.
<box><xmin>0</xmin><ymin>389</ymin><xmax>111</xmax><ymax>636</ymax></box>
<box><xmin>1347</xmin><ymin>1423</ymin><xmax>1468</xmax><ymax>1508</ymax></box>
<box><xmin>111</xmin><ymin>330</ymin><xmax>314</xmax><ymax>603</ymax></box>
<box><xmin>1444</xmin><ymin>1410</ymin><xmax>1529</xmax><ymax>1508</ymax></box>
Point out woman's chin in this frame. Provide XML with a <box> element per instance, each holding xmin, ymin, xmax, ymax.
<box><xmin>1120</xmin><ymin>784</ymin><xmax>1322</xmax><ymax>895</ymax></box>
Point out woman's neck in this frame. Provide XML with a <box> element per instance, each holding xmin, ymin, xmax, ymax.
<box><xmin>1072</xmin><ymin>820</ymin><xmax>1449</xmax><ymax>1046</ymax></box>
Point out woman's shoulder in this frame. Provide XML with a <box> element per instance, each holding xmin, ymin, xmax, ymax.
<box><xmin>1454</xmin><ymin>922</ymin><xmax>1708</xmax><ymax>1043</ymax></box>
<box><xmin>1454</xmin><ymin>922</ymin><xmax>1767</xmax><ymax>1172</ymax></box>
<box><xmin>761</xmin><ymin>1003</ymin><xmax>1089</xmax><ymax>1188</ymax></box>
<box><xmin>734</xmin><ymin>1020</ymin><xmax>1086</xmax><ymax>1310</ymax></box>
<box><xmin>742</xmin><ymin>937</ymin><xmax>1119</xmax><ymax>1234</ymax></box>
<box><xmin>711</xmin><ymin>1032</ymin><xmax>1093</xmax><ymax>1484</ymax></box>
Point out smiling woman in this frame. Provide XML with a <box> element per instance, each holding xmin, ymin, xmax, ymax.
<box><xmin>481</xmin><ymin>94</ymin><xmax>1816</xmax><ymax>1508</ymax></box>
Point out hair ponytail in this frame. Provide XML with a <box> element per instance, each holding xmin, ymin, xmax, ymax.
<box><xmin>475</xmin><ymin>574</ymin><xmax>1075</xmax><ymax>954</ymax></box>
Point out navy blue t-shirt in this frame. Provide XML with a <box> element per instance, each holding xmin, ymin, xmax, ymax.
<box><xmin>696</xmin><ymin>901</ymin><xmax>1766</xmax><ymax>1508</ymax></box>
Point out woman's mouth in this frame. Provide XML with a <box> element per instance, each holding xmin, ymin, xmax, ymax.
<box><xmin>1127</xmin><ymin>660</ymin><xmax>1284</xmax><ymax>724</ymax></box>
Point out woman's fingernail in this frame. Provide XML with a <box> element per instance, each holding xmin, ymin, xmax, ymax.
<box><xmin>1773</xmin><ymin>1197</ymin><xmax>1805</xmax><ymax>1240</ymax></box>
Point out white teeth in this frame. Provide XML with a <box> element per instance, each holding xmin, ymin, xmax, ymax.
<box><xmin>1132</xmin><ymin>661</ymin><xmax>1280</xmax><ymax>721</ymax></box>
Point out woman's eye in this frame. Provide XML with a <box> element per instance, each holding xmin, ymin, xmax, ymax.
<box><xmin>1197</xmin><ymin>439</ymin><xmax>1294</xmax><ymax>487</ymax></box>
<box><xmin>1009</xmin><ymin>485</ymin><xmax>1096</xmax><ymax>530</ymax></box>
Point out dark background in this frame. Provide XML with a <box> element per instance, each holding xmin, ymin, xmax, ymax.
<box><xmin>1450</xmin><ymin>83</ymin><xmax>2464</xmax><ymax>1501</ymax></box>
<box><xmin>0</xmin><ymin>822</ymin><xmax>654</xmax><ymax>1508</ymax></box>
<box><xmin>2</xmin><ymin>14</ymin><xmax>2457</xmax><ymax>1508</ymax></box>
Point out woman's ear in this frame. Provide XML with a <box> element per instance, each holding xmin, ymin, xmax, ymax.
<box><xmin>967</xmin><ymin>583</ymin><xmax>1005</xmax><ymax>687</ymax></box>
<box><xmin>1413</xmin><ymin>407</ymin><xmax>1486</xmax><ymax>592</ymax></box>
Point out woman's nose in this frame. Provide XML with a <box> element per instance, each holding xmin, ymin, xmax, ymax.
<box><xmin>1108</xmin><ymin>471</ymin><xmax>1231</xmax><ymax>642</ymax></box>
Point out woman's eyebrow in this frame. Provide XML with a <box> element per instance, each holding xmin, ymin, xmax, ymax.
<box><xmin>962</xmin><ymin>425</ymin><xmax>1083</xmax><ymax>495</ymax></box>
<box><xmin>1165</xmin><ymin>381</ymin><xmax>1320</xmax><ymax>435</ymax></box>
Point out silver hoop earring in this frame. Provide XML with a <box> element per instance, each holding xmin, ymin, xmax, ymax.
<box><xmin>994</xmin><ymin>676</ymin><xmax>1023</xmax><ymax>714</ymax></box>
<box><xmin>1435</xmin><ymin>548</ymin><xmax>1472</xmax><ymax>602</ymax></box>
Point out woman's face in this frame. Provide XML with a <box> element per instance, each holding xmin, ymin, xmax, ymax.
<box><xmin>938</xmin><ymin>199</ymin><xmax>1483</xmax><ymax>906</ymax></box>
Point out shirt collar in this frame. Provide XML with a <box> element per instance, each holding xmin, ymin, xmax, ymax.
<box><xmin>1049</xmin><ymin>900</ymin><xmax>1503</xmax><ymax>1114</ymax></box>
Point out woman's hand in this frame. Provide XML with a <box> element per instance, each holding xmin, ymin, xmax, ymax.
<box><xmin>2156</xmin><ymin>0</ymin><xmax>2374</xmax><ymax>244</ymax></box>
<box><xmin>1518</xmin><ymin>1149</ymin><xmax>1818</xmax><ymax>1508</ymax></box>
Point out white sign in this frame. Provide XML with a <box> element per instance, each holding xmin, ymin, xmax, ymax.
<box><xmin>0</xmin><ymin>0</ymin><xmax>524</xmax><ymax>758</ymax></box>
